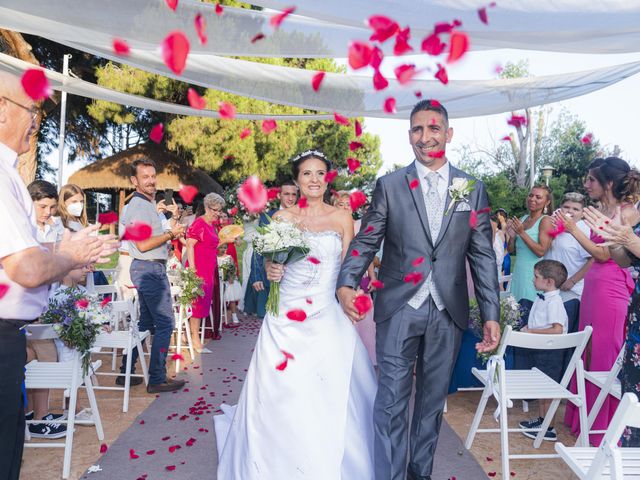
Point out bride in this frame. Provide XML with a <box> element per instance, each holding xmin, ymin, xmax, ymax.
<box><xmin>215</xmin><ymin>150</ymin><xmax>377</xmax><ymax>479</ymax></box>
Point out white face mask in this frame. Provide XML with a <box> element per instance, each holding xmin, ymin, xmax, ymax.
<box><xmin>67</xmin><ymin>201</ymin><xmax>84</xmax><ymax>217</ymax></box>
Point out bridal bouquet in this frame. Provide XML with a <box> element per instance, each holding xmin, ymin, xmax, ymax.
<box><xmin>40</xmin><ymin>288</ymin><xmax>113</xmax><ymax>375</ymax></box>
<box><xmin>252</xmin><ymin>216</ymin><xmax>310</xmax><ymax>315</ymax></box>
<box><xmin>469</xmin><ymin>295</ymin><xmax>522</xmax><ymax>364</ymax></box>
<box><xmin>219</xmin><ymin>256</ymin><xmax>237</xmax><ymax>282</ymax></box>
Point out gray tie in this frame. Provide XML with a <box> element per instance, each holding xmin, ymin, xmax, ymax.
<box><xmin>408</xmin><ymin>171</ymin><xmax>445</xmax><ymax>310</ymax></box>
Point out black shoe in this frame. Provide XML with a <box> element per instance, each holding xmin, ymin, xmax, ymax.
<box><xmin>116</xmin><ymin>375</ymin><xmax>144</xmax><ymax>386</ymax></box>
<box><xmin>519</xmin><ymin>416</ymin><xmax>543</xmax><ymax>430</ymax></box>
<box><xmin>522</xmin><ymin>426</ymin><xmax>557</xmax><ymax>441</ymax></box>
<box><xmin>29</xmin><ymin>415</ymin><xmax>67</xmax><ymax>439</ymax></box>
<box><xmin>147</xmin><ymin>377</ymin><xmax>185</xmax><ymax>393</ymax></box>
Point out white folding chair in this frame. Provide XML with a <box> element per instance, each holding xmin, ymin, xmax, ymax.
<box><xmin>499</xmin><ymin>274</ymin><xmax>513</xmax><ymax>299</ymax></box>
<box><xmin>91</xmin><ymin>284</ymin><xmax>121</xmax><ymax>302</ymax></box>
<box><xmin>170</xmin><ymin>285</ymin><xmax>194</xmax><ymax>373</ymax></box>
<box><xmin>556</xmin><ymin>392</ymin><xmax>640</xmax><ymax>479</ymax></box>
<box><xmin>465</xmin><ymin>325</ymin><xmax>593</xmax><ymax>476</ymax></box>
<box><xmin>585</xmin><ymin>345</ymin><xmax>624</xmax><ymax>436</ymax></box>
<box><xmin>99</xmin><ymin>268</ymin><xmax>117</xmax><ymax>284</ymax></box>
<box><xmin>23</xmin><ymin>325</ymin><xmax>104</xmax><ymax>480</ymax></box>
<box><xmin>91</xmin><ymin>300</ymin><xmax>150</xmax><ymax>412</ymax></box>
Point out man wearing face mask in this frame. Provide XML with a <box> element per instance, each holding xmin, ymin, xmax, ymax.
<box><xmin>0</xmin><ymin>71</ymin><xmax>117</xmax><ymax>480</ymax></box>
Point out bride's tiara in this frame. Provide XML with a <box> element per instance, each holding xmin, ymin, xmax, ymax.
<box><xmin>290</xmin><ymin>149</ymin><xmax>328</xmax><ymax>163</ymax></box>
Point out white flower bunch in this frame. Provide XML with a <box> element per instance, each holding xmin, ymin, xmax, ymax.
<box><xmin>218</xmin><ymin>255</ymin><xmax>235</xmax><ymax>268</ymax></box>
<box><xmin>83</xmin><ymin>294</ymin><xmax>114</xmax><ymax>326</ymax></box>
<box><xmin>253</xmin><ymin>217</ymin><xmax>308</xmax><ymax>255</ymax></box>
<box><xmin>445</xmin><ymin>177</ymin><xmax>476</xmax><ymax>215</ymax></box>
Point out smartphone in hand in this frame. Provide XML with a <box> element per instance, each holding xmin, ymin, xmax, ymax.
<box><xmin>164</xmin><ymin>189</ymin><xmax>174</xmax><ymax>205</ymax></box>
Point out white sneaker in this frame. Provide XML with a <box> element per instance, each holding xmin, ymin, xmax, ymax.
<box><xmin>72</xmin><ymin>408</ymin><xmax>94</xmax><ymax>423</ymax></box>
<box><xmin>232</xmin><ymin>314</ymin><xmax>240</xmax><ymax>324</ymax></box>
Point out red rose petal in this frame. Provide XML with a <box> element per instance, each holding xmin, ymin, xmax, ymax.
<box><xmin>325</xmin><ymin>170</ymin><xmax>338</xmax><ymax>183</ymax></box>
<box><xmin>122</xmin><ymin>222</ymin><xmax>152</xmax><ymax>241</ymax></box>
<box><xmin>179</xmin><ymin>185</ymin><xmax>198</xmax><ymax>204</ymax></box>
<box><xmin>349</xmin><ymin>141</ymin><xmax>364</xmax><ymax>151</ymax></box>
<box><xmin>100</xmin><ymin>297</ymin><xmax>112</xmax><ymax>308</ymax></box>
<box><xmin>99</xmin><ymin>443</ymin><xmax>108</xmax><ymax>454</ymax></box>
<box><xmin>306</xmin><ymin>298</ymin><xmax>313</xmax><ymax>304</ymax></box>
<box><xmin>187</xmin><ymin>88</ymin><xmax>206</xmax><ymax>110</ymax></box>
<box><xmin>21</xmin><ymin>69</ymin><xmax>51</xmax><ymax>101</ymax></box>
<box><xmin>548</xmin><ymin>219</ymin><xmax>565</xmax><ymax>239</ymax></box>
<box><xmin>276</xmin><ymin>350</ymin><xmax>294</xmax><ymax>371</ymax></box>
<box><xmin>488</xmin><ymin>473</ymin><xmax>496</xmax><ymax>478</ymax></box>
<box><xmin>427</xmin><ymin>150</ymin><xmax>445</xmax><ymax>158</ymax></box>
<box><xmin>194</xmin><ymin>13</ymin><xmax>208</xmax><ymax>45</ymax></box>
<box><xmin>355</xmin><ymin>120</ymin><xmax>362</xmax><ymax>137</ymax></box>
<box><xmin>347</xmin><ymin>157</ymin><xmax>361</xmax><ymax>174</ymax></box>
<box><xmin>354</xmin><ymin>294</ymin><xmax>373</xmax><ymax>315</ymax></box>
<box><xmin>238</xmin><ymin>176</ymin><xmax>268</xmax><ymax>214</ymax></box>
<box><xmin>348</xmin><ymin>41</ymin><xmax>373</xmax><ymax>70</ymax></box>
<box><xmin>228</xmin><ymin>206</ymin><xmax>238</xmax><ymax>216</ymax></box>
<box><xmin>412</xmin><ymin>256</ymin><xmax>425</xmax><ymax>267</ymax></box>
<box><xmin>415</xmin><ymin>91</ymin><xmax>423</xmax><ymax>98</ymax></box>
<box><xmin>308</xmin><ymin>256</ymin><xmax>321</xmax><ymax>265</ymax></box>
<box><xmin>165</xmin><ymin>0</ymin><xmax>178</xmax><ymax>11</ymax></box>
<box><xmin>161</xmin><ymin>31</ymin><xmax>190</xmax><ymax>75</ymax></box>
<box><xmin>507</xmin><ymin>114</ymin><xmax>527</xmax><ymax>128</ymax></box>
<box><xmin>149</xmin><ymin>123</ymin><xmax>164</xmax><ymax>143</ymax></box>
<box><xmin>421</xmin><ymin>34</ymin><xmax>446</xmax><ymax>56</ymax></box>
<box><xmin>351</xmin><ymin>249</ymin><xmax>360</xmax><ymax>257</ymax></box>
<box><xmin>373</xmin><ymin>70</ymin><xmax>389</xmax><ymax>91</ymax></box>
<box><xmin>383</xmin><ymin>97</ymin><xmax>397</xmax><ymax>114</ymax></box>
<box><xmin>130</xmin><ymin>448</ymin><xmax>140</xmax><ymax>459</ymax></box>
<box><xmin>486</xmin><ymin>456</ymin><xmax>494</xmax><ymax>462</ymax></box>
<box><xmin>581</xmin><ymin>133</ymin><xmax>593</xmax><ymax>144</ymax></box>
<box><xmin>298</xmin><ymin>197</ymin><xmax>308</xmax><ymax>209</ymax></box>
<box><xmin>371</xmin><ymin>280</ymin><xmax>385</xmax><ymax>289</ymax></box>
<box><xmin>334</xmin><ymin>112</ymin><xmax>350</xmax><ymax>126</ymax></box>
<box><xmin>250</xmin><ymin>33</ymin><xmax>265</xmax><ymax>43</ymax></box>
<box><xmin>282</xmin><ymin>350</ymin><xmax>294</xmax><ymax>360</ymax></box>
<box><xmin>478</xmin><ymin>7</ymin><xmax>489</xmax><ymax>25</ymax></box>
<box><xmin>434</xmin><ymin>64</ymin><xmax>449</xmax><ymax>85</ymax></box>
<box><xmin>113</xmin><ymin>38</ymin><xmax>130</xmax><ymax>56</ymax></box>
<box><xmin>219</xmin><ymin>101</ymin><xmax>236</xmax><ymax>120</ymax></box>
<box><xmin>261</xmin><ymin>119</ymin><xmax>277</xmax><ymax>134</ymax></box>
<box><xmin>469</xmin><ymin>210</ymin><xmax>478</xmax><ymax>229</ymax></box>
<box><xmin>166</xmin><ymin>465</ymin><xmax>176</xmax><ymax>471</ymax></box>
<box><xmin>147</xmin><ymin>450</ymin><xmax>156</xmax><ymax>455</ymax></box>
<box><xmin>364</xmin><ymin>225</ymin><xmax>374</xmax><ymax>234</ymax></box>
<box><xmin>311</xmin><ymin>71</ymin><xmax>325</xmax><ymax>92</ymax></box>
<box><xmin>267</xmin><ymin>187</ymin><xmax>281</xmax><ymax>201</ymax></box>
<box><xmin>349</xmin><ymin>190</ymin><xmax>367</xmax><ymax>211</ymax></box>
<box><xmin>395</xmin><ymin>64</ymin><xmax>418</xmax><ymax>85</ymax></box>
<box><xmin>286</xmin><ymin>309</ymin><xmax>307</xmax><ymax>322</ymax></box>
<box><xmin>367</xmin><ymin>15</ymin><xmax>400</xmax><ymax>43</ymax></box>
<box><xmin>409</xmin><ymin>179</ymin><xmax>420</xmax><ymax>190</ymax></box>
<box><xmin>239</xmin><ymin>128</ymin><xmax>252</xmax><ymax>140</ymax></box>
<box><xmin>370</xmin><ymin>47</ymin><xmax>384</xmax><ymax>70</ymax></box>
<box><xmin>215</xmin><ymin>3</ymin><xmax>223</xmax><ymax>16</ymax></box>
<box><xmin>270</xmin><ymin>7</ymin><xmax>295</xmax><ymax>30</ymax></box>
<box><xmin>171</xmin><ymin>353</ymin><xmax>185</xmax><ymax>361</ymax></box>
<box><xmin>98</xmin><ymin>211</ymin><xmax>118</xmax><ymax>225</ymax></box>
<box><xmin>501</xmin><ymin>135</ymin><xmax>511</xmax><ymax>141</ymax></box>
<box><xmin>404</xmin><ymin>272</ymin><xmax>424</xmax><ymax>285</ymax></box>
<box><xmin>447</xmin><ymin>31</ymin><xmax>470</xmax><ymax>63</ymax></box>
<box><xmin>394</xmin><ymin>27</ymin><xmax>413</xmax><ymax>56</ymax></box>
<box><xmin>186</xmin><ymin>437</ymin><xmax>196</xmax><ymax>446</ymax></box>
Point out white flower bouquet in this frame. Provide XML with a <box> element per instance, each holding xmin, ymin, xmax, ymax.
<box><xmin>252</xmin><ymin>216</ymin><xmax>310</xmax><ymax>315</ymax></box>
<box><xmin>445</xmin><ymin>177</ymin><xmax>476</xmax><ymax>215</ymax></box>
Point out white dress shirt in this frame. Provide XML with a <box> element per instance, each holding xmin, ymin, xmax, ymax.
<box><xmin>414</xmin><ymin>160</ymin><xmax>450</xmax><ymax>204</ymax></box>
<box><xmin>527</xmin><ymin>289</ymin><xmax>568</xmax><ymax>333</ymax></box>
<box><xmin>36</xmin><ymin>217</ymin><xmax>65</xmax><ymax>244</ymax></box>
<box><xmin>0</xmin><ymin>141</ymin><xmax>49</xmax><ymax>320</ymax></box>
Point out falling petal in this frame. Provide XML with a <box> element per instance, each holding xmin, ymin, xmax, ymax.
<box><xmin>187</xmin><ymin>88</ymin><xmax>206</xmax><ymax>109</ymax></box>
<box><xmin>98</xmin><ymin>211</ymin><xmax>118</xmax><ymax>225</ymax></box>
<box><xmin>122</xmin><ymin>222</ymin><xmax>153</xmax><ymax>241</ymax></box>
<box><xmin>364</xmin><ymin>225</ymin><xmax>374</xmax><ymax>234</ymax></box>
<box><xmin>548</xmin><ymin>219</ymin><xmax>565</xmax><ymax>238</ymax></box>
<box><xmin>501</xmin><ymin>135</ymin><xmax>511</xmax><ymax>141</ymax></box>
<box><xmin>354</xmin><ymin>294</ymin><xmax>373</xmax><ymax>315</ymax></box>
<box><xmin>349</xmin><ymin>191</ymin><xmax>367</xmax><ymax>211</ymax></box>
<box><xmin>21</xmin><ymin>69</ymin><xmax>51</xmax><ymax>101</ymax></box>
<box><xmin>371</xmin><ymin>280</ymin><xmax>385</xmax><ymax>289</ymax></box>
<box><xmin>267</xmin><ymin>187</ymin><xmax>281</xmax><ymax>201</ymax></box>
<box><xmin>219</xmin><ymin>101</ymin><xmax>236</xmax><ymax>120</ymax></box>
<box><xmin>478</xmin><ymin>7</ymin><xmax>489</xmax><ymax>25</ymax></box>
<box><xmin>414</xmin><ymin>91</ymin><xmax>423</xmax><ymax>98</ymax></box>
<box><xmin>308</xmin><ymin>256</ymin><xmax>321</xmax><ymax>265</ymax></box>
<box><xmin>434</xmin><ymin>64</ymin><xmax>449</xmax><ymax>85</ymax></box>
<box><xmin>367</xmin><ymin>15</ymin><xmax>400</xmax><ymax>43</ymax></box>
<box><xmin>311</xmin><ymin>71</ymin><xmax>325</xmax><ymax>92</ymax></box>
<box><xmin>404</xmin><ymin>272</ymin><xmax>424</xmax><ymax>285</ymax></box>
<box><xmin>421</xmin><ymin>34</ymin><xmax>446</xmax><ymax>56</ymax></box>
<box><xmin>393</xmin><ymin>27</ymin><xmax>413</xmax><ymax>56</ymax></box>
<box><xmin>507</xmin><ymin>114</ymin><xmax>527</xmax><ymax>128</ymax></box>
<box><xmin>349</xmin><ymin>141</ymin><xmax>364</xmax><ymax>151</ymax></box>
<box><xmin>333</xmin><ymin>112</ymin><xmax>350</xmax><ymax>126</ymax></box>
<box><xmin>171</xmin><ymin>353</ymin><xmax>185</xmax><ymax>361</ymax></box>
<box><xmin>179</xmin><ymin>185</ymin><xmax>198</xmax><ymax>204</ymax></box>
<box><xmin>239</xmin><ymin>128</ymin><xmax>252</xmax><ymax>140</ymax></box>
<box><xmin>351</xmin><ymin>249</ymin><xmax>360</xmax><ymax>257</ymax></box>
<box><xmin>383</xmin><ymin>97</ymin><xmax>397</xmax><ymax>114</ymax></box>
<box><xmin>355</xmin><ymin>120</ymin><xmax>362</xmax><ymax>137</ymax></box>
<box><xmin>250</xmin><ymin>33</ymin><xmax>265</xmax><ymax>43</ymax></box>
<box><xmin>581</xmin><ymin>133</ymin><xmax>593</xmax><ymax>144</ymax></box>
<box><xmin>370</xmin><ymin>47</ymin><xmax>384</xmax><ymax>70</ymax></box>
<box><xmin>325</xmin><ymin>170</ymin><xmax>338</xmax><ymax>184</ymax></box>
<box><xmin>347</xmin><ymin>157</ymin><xmax>361</xmax><ymax>174</ymax></box>
<box><xmin>394</xmin><ymin>64</ymin><xmax>418</xmax><ymax>85</ymax></box>
<box><xmin>348</xmin><ymin>41</ymin><xmax>373</xmax><ymax>70</ymax></box>
<box><xmin>412</xmin><ymin>256</ymin><xmax>425</xmax><ymax>267</ymax></box>
<box><xmin>261</xmin><ymin>119</ymin><xmax>277</xmax><ymax>134</ymax></box>
<box><xmin>427</xmin><ymin>150</ymin><xmax>445</xmax><ymax>158</ymax></box>
<box><xmin>238</xmin><ymin>176</ymin><xmax>268</xmax><ymax>214</ymax></box>
<box><xmin>100</xmin><ymin>297</ymin><xmax>112</xmax><ymax>308</ymax></box>
<box><xmin>409</xmin><ymin>179</ymin><xmax>420</xmax><ymax>190</ymax></box>
<box><xmin>469</xmin><ymin>210</ymin><xmax>478</xmax><ymax>229</ymax></box>
<box><xmin>372</xmin><ymin>70</ymin><xmax>389</xmax><ymax>91</ymax></box>
<box><xmin>215</xmin><ymin>3</ymin><xmax>223</xmax><ymax>16</ymax></box>
<box><xmin>286</xmin><ymin>309</ymin><xmax>307</xmax><ymax>322</ymax></box>
<box><xmin>165</xmin><ymin>0</ymin><xmax>178</xmax><ymax>11</ymax></box>
<box><xmin>298</xmin><ymin>197</ymin><xmax>308</xmax><ymax>209</ymax></box>
<box><xmin>270</xmin><ymin>7</ymin><xmax>295</xmax><ymax>30</ymax></box>
<box><xmin>149</xmin><ymin>123</ymin><xmax>164</xmax><ymax>143</ymax></box>
<box><xmin>306</xmin><ymin>298</ymin><xmax>313</xmax><ymax>304</ymax></box>
<box><xmin>113</xmin><ymin>38</ymin><xmax>131</xmax><ymax>56</ymax></box>
<box><xmin>447</xmin><ymin>31</ymin><xmax>470</xmax><ymax>63</ymax></box>
<box><xmin>194</xmin><ymin>14</ymin><xmax>208</xmax><ymax>45</ymax></box>
<box><xmin>161</xmin><ymin>31</ymin><xmax>190</xmax><ymax>75</ymax></box>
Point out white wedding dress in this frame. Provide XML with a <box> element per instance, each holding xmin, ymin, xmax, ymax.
<box><xmin>215</xmin><ymin>231</ymin><xmax>376</xmax><ymax>479</ymax></box>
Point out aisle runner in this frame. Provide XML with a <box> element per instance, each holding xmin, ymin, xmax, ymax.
<box><xmin>83</xmin><ymin>315</ymin><xmax>485</xmax><ymax>480</ymax></box>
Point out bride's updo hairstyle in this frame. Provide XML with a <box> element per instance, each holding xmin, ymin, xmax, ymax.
<box><xmin>291</xmin><ymin>149</ymin><xmax>332</xmax><ymax>179</ymax></box>
<box><xmin>587</xmin><ymin>157</ymin><xmax>640</xmax><ymax>203</ymax></box>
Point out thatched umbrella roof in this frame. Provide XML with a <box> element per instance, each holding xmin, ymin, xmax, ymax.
<box><xmin>68</xmin><ymin>142</ymin><xmax>223</xmax><ymax>195</ymax></box>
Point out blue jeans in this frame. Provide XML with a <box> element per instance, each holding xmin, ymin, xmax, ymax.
<box><xmin>120</xmin><ymin>259</ymin><xmax>174</xmax><ymax>385</ymax></box>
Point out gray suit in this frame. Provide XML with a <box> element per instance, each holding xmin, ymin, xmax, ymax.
<box><xmin>337</xmin><ymin>161</ymin><xmax>499</xmax><ymax>479</ymax></box>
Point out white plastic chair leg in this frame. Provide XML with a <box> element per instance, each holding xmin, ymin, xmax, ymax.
<box><xmin>135</xmin><ymin>337</ymin><xmax>149</xmax><ymax>385</ymax></box>
<box><xmin>62</xmin><ymin>385</ymin><xmax>79</xmax><ymax>479</ymax></box>
<box><xmin>464</xmin><ymin>389</ymin><xmax>490</xmax><ymax>449</ymax></box>
<box><xmin>84</xmin><ymin>375</ymin><xmax>104</xmax><ymax>440</ymax></box>
<box><xmin>122</xmin><ymin>338</ymin><xmax>133</xmax><ymax>413</ymax></box>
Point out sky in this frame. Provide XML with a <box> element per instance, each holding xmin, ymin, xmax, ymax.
<box><xmin>56</xmin><ymin>48</ymin><xmax>640</xmax><ymax>185</ymax></box>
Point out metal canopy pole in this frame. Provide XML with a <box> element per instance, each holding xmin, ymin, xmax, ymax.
<box><xmin>57</xmin><ymin>54</ymin><xmax>71</xmax><ymax>188</ymax></box>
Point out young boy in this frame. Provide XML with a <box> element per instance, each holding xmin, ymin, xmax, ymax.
<box><xmin>519</xmin><ymin>259</ymin><xmax>569</xmax><ymax>441</ymax></box>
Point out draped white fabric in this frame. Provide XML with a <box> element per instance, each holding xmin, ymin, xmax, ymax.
<box><xmin>2</xmin><ymin>52</ymin><xmax>639</xmax><ymax>120</ymax></box>
<box><xmin>2</xmin><ymin>0</ymin><xmax>640</xmax><ymax>58</ymax></box>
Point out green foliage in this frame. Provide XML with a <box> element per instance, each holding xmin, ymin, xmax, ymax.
<box><xmin>482</xmin><ymin>172</ymin><xmax>529</xmax><ymax>217</ymax></box>
<box><xmin>178</xmin><ymin>267</ymin><xmax>205</xmax><ymax>308</ymax></box>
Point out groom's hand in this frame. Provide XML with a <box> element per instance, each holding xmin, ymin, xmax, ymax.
<box><xmin>337</xmin><ymin>286</ymin><xmax>364</xmax><ymax>323</ymax></box>
<box><xmin>476</xmin><ymin>320</ymin><xmax>500</xmax><ymax>353</ymax></box>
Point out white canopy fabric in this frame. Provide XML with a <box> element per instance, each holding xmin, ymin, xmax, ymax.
<box><xmin>1</xmin><ymin>52</ymin><xmax>638</xmax><ymax>120</ymax></box>
<box><xmin>1</xmin><ymin>0</ymin><xmax>640</xmax><ymax>58</ymax></box>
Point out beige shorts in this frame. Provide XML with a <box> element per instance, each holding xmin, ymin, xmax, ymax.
<box><xmin>26</xmin><ymin>339</ymin><xmax>58</xmax><ymax>362</ymax></box>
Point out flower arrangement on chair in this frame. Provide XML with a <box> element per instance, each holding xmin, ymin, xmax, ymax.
<box><xmin>469</xmin><ymin>295</ymin><xmax>522</xmax><ymax>364</ymax></box>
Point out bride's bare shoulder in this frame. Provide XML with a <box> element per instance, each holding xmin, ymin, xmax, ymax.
<box><xmin>273</xmin><ymin>208</ymin><xmax>297</xmax><ymax>222</ymax></box>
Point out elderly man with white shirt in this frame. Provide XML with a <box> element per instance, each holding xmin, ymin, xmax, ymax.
<box><xmin>0</xmin><ymin>71</ymin><xmax>117</xmax><ymax>480</ymax></box>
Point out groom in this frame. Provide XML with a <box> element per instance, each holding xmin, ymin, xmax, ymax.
<box><xmin>337</xmin><ymin>100</ymin><xmax>500</xmax><ymax>480</ymax></box>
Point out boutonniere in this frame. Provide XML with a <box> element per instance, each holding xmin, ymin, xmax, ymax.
<box><xmin>445</xmin><ymin>178</ymin><xmax>476</xmax><ymax>215</ymax></box>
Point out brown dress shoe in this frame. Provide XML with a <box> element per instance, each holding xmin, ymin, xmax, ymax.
<box><xmin>146</xmin><ymin>377</ymin><xmax>186</xmax><ymax>394</ymax></box>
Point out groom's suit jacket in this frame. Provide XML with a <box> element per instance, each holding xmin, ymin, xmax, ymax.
<box><xmin>337</xmin><ymin>161</ymin><xmax>499</xmax><ymax>330</ymax></box>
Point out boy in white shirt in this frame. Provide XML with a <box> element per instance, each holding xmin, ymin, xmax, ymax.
<box><xmin>519</xmin><ymin>259</ymin><xmax>569</xmax><ymax>441</ymax></box>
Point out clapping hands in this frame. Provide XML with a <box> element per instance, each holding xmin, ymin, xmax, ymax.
<box><xmin>582</xmin><ymin>206</ymin><xmax>635</xmax><ymax>247</ymax></box>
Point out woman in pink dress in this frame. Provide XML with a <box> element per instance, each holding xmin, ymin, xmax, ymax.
<box><xmin>563</xmin><ymin>157</ymin><xmax>637</xmax><ymax>445</ymax></box>
<box><xmin>186</xmin><ymin>193</ymin><xmax>224</xmax><ymax>353</ymax></box>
